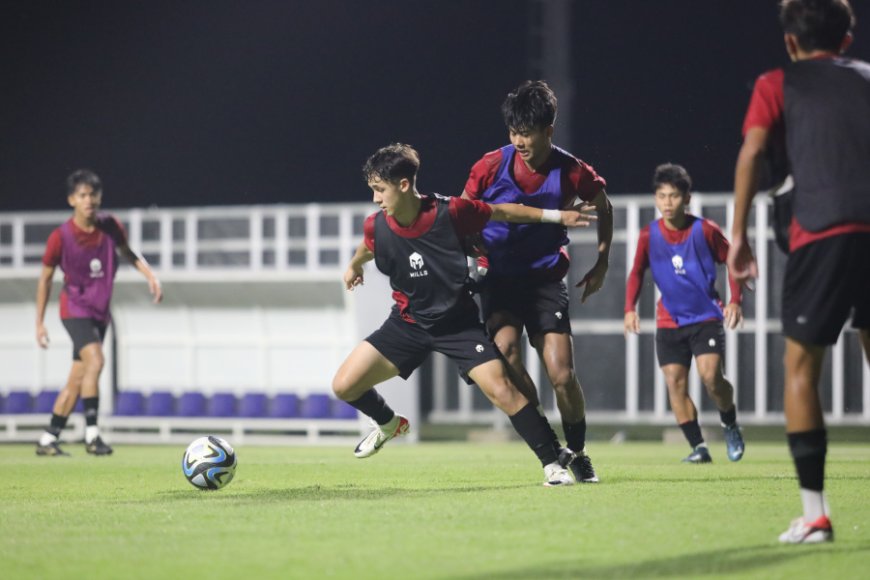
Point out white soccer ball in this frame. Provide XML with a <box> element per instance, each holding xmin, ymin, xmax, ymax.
<box><xmin>182</xmin><ymin>436</ymin><xmax>238</xmax><ymax>490</ymax></box>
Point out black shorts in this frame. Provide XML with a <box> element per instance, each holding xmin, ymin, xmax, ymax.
<box><xmin>481</xmin><ymin>276</ymin><xmax>571</xmax><ymax>339</ymax></box>
<box><xmin>782</xmin><ymin>233</ymin><xmax>870</xmax><ymax>346</ymax></box>
<box><xmin>62</xmin><ymin>318</ymin><xmax>108</xmax><ymax>361</ymax></box>
<box><xmin>365</xmin><ymin>312</ymin><xmax>502</xmax><ymax>384</ymax></box>
<box><xmin>655</xmin><ymin>321</ymin><xmax>725</xmax><ymax>368</ymax></box>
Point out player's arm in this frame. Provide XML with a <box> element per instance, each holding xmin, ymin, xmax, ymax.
<box><xmin>35</xmin><ymin>264</ymin><xmax>55</xmax><ymax>348</ymax></box>
<box><xmin>623</xmin><ymin>229</ymin><xmax>649</xmax><ymax>336</ymax></box>
<box><xmin>487</xmin><ymin>202</ymin><xmax>597</xmax><ymax>227</ymax></box>
<box><xmin>576</xmin><ymin>189</ymin><xmax>614</xmax><ymax>303</ymax></box>
<box><xmin>708</xmin><ymin>221</ymin><xmax>745</xmax><ymax>330</ymax></box>
<box><xmin>729</xmin><ymin>126</ymin><xmax>769</xmax><ymax>286</ymax></box>
<box><xmin>118</xmin><ymin>242</ymin><xmax>163</xmax><ymax>303</ymax></box>
<box><xmin>344</xmin><ymin>242</ymin><xmax>373</xmax><ymax>291</ymax></box>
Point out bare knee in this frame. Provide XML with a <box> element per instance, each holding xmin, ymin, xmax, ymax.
<box><xmin>548</xmin><ymin>367</ymin><xmax>578</xmax><ymax>396</ymax></box>
<box><xmin>331</xmin><ymin>372</ymin><xmax>356</xmax><ymax>401</ymax></box>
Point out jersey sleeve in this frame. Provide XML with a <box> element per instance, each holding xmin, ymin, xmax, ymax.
<box><xmin>102</xmin><ymin>215</ymin><xmax>129</xmax><ymax>247</ymax></box>
<box><xmin>624</xmin><ymin>226</ymin><xmax>650</xmax><ymax>312</ymax></box>
<box><xmin>702</xmin><ymin>219</ymin><xmax>743</xmax><ymax>305</ymax></box>
<box><xmin>42</xmin><ymin>228</ymin><xmax>62</xmax><ymax>267</ymax></box>
<box><xmin>462</xmin><ymin>150</ymin><xmax>503</xmax><ymax>199</ymax></box>
<box><xmin>742</xmin><ymin>69</ymin><xmax>784</xmax><ymax>135</ymax></box>
<box><xmin>564</xmin><ymin>159</ymin><xmax>607</xmax><ymax>205</ymax></box>
<box><xmin>448</xmin><ymin>197</ymin><xmax>493</xmax><ymax>238</ymax></box>
<box><xmin>363</xmin><ymin>213</ymin><xmax>377</xmax><ymax>253</ymax></box>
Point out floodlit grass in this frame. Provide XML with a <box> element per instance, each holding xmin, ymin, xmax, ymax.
<box><xmin>1</xmin><ymin>441</ymin><xmax>868</xmax><ymax>579</ymax></box>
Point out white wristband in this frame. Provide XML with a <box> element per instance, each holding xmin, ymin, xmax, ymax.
<box><xmin>540</xmin><ymin>209</ymin><xmax>561</xmax><ymax>224</ymax></box>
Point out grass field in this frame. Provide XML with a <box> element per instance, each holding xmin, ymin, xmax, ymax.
<box><xmin>2</xmin><ymin>440</ymin><xmax>868</xmax><ymax>579</ymax></box>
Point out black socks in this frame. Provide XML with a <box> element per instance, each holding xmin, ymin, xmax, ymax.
<box><xmin>347</xmin><ymin>390</ymin><xmax>395</xmax><ymax>425</ymax></box>
<box><xmin>679</xmin><ymin>419</ymin><xmax>705</xmax><ymax>449</ymax></box>
<box><xmin>787</xmin><ymin>429</ymin><xmax>827</xmax><ymax>492</ymax></box>
<box><xmin>510</xmin><ymin>403</ymin><xmax>559</xmax><ymax>466</ymax></box>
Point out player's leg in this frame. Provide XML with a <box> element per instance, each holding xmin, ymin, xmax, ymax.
<box><xmin>693</xmin><ymin>322</ymin><xmax>744</xmax><ymax>461</ymax></box>
<box><xmin>467</xmin><ymin>358</ymin><xmax>571</xmax><ymax>486</ymax></box>
<box><xmin>36</xmin><ymin>361</ymin><xmax>85</xmax><ymax>456</ymax></box>
<box><xmin>79</xmin><ymin>341</ymin><xmax>112</xmax><ymax>455</ymax></box>
<box><xmin>487</xmin><ymin>312</ymin><xmax>542</xmax><ymax>407</ymax></box>
<box><xmin>657</xmin><ymin>327</ymin><xmax>710</xmax><ymax>463</ymax></box>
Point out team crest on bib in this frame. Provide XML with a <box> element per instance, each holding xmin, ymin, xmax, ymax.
<box><xmin>671</xmin><ymin>255</ymin><xmax>686</xmax><ymax>275</ymax></box>
<box><xmin>408</xmin><ymin>252</ymin><xmax>428</xmax><ymax>278</ymax></box>
<box><xmin>89</xmin><ymin>258</ymin><xmax>104</xmax><ymax>278</ymax></box>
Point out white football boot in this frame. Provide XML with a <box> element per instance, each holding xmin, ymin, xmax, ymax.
<box><xmin>543</xmin><ymin>461</ymin><xmax>575</xmax><ymax>487</ymax></box>
<box><xmin>354</xmin><ymin>415</ymin><xmax>410</xmax><ymax>458</ymax></box>
<box><xmin>778</xmin><ymin>515</ymin><xmax>834</xmax><ymax>544</ymax></box>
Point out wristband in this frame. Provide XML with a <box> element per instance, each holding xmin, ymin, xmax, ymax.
<box><xmin>540</xmin><ymin>209</ymin><xmax>561</xmax><ymax>224</ymax></box>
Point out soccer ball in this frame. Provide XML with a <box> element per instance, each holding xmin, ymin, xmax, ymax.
<box><xmin>182</xmin><ymin>436</ymin><xmax>238</xmax><ymax>490</ymax></box>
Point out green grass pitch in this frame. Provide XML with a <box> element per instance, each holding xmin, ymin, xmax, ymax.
<box><xmin>2</xmin><ymin>441</ymin><xmax>868</xmax><ymax>579</ymax></box>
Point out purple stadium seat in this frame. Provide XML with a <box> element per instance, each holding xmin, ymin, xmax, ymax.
<box><xmin>34</xmin><ymin>390</ymin><xmax>59</xmax><ymax>413</ymax></box>
<box><xmin>331</xmin><ymin>399</ymin><xmax>359</xmax><ymax>420</ymax></box>
<box><xmin>177</xmin><ymin>392</ymin><xmax>206</xmax><ymax>417</ymax></box>
<box><xmin>269</xmin><ymin>393</ymin><xmax>299</xmax><ymax>418</ymax></box>
<box><xmin>115</xmin><ymin>391</ymin><xmax>145</xmax><ymax>416</ymax></box>
<box><xmin>301</xmin><ymin>394</ymin><xmax>331</xmax><ymax>419</ymax></box>
<box><xmin>239</xmin><ymin>393</ymin><xmax>267</xmax><ymax>418</ymax></box>
<box><xmin>5</xmin><ymin>391</ymin><xmax>33</xmax><ymax>414</ymax></box>
<box><xmin>145</xmin><ymin>391</ymin><xmax>175</xmax><ymax>416</ymax></box>
<box><xmin>209</xmin><ymin>393</ymin><xmax>237</xmax><ymax>417</ymax></box>
<box><xmin>74</xmin><ymin>398</ymin><xmax>84</xmax><ymax>413</ymax></box>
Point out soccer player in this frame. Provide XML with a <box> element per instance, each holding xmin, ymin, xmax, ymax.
<box><xmin>624</xmin><ymin>164</ymin><xmax>745</xmax><ymax>464</ymax></box>
<box><xmin>332</xmin><ymin>143</ymin><xmax>598</xmax><ymax>486</ymax></box>
<box><xmin>35</xmin><ymin>169</ymin><xmax>163</xmax><ymax>456</ymax></box>
<box><xmin>729</xmin><ymin>0</ymin><xmax>870</xmax><ymax>544</ymax></box>
<box><xmin>460</xmin><ymin>80</ymin><xmax>613</xmax><ymax>483</ymax></box>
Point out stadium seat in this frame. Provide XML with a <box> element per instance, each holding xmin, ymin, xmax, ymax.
<box><xmin>34</xmin><ymin>390</ymin><xmax>59</xmax><ymax>413</ymax></box>
<box><xmin>145</xmin><ymin>391</ymin><xmax>175</xmax><ymax>416</ymax></box>
<box><xmin>209</xmin><ymin>393</ymin><xmax>237</xmax><ymax>417</ymax></box>
<box><xmin>301</xmin><ymin>393</ymin><xmax>331</xmax><ymax>419</ymax></box>
<box><xmin>115</xmin><ymin>391</ymin><xmax>145</xmax><ymax>416</ymax></box>
<box><xmin>239</xmin><ymin>393</ymin><xmax>268</xmax><ymax>418</ymax></box>
<box><xmin>331</xmin><ymin>399</ymin><xmax>358</xmax><ymax>420</ymax></box>
<box><xmin>74</xmin><ymin>398</ymin><xmax>84</xmax><ymax>413</ymax></box>
<box><xmin>5</xmin><ymin>391</ymin><xmax>33</xmax><ymax>414</ymax></box>
<box><xmin>177</xmin><ymin>392</ymin><xmax>206</xmax><ymax>417</ymax></box>
<box><xmin>269</xmin><ymin>393</ymin><xmax>299</xmax><ymax>418</ymax></box>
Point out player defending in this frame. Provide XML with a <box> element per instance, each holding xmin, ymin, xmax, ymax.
<box><xmin>461</xmin><ymin>80</ymin><xmax>613</xmax><ymax>482</ymax></box>
<box><xmin>332</xmin><ymin>144</ymin><xmax>597</xmax><ymax>486</ymax></box>
<box><xmin>624</xmin><ymin>164</ymin><xmax>745</xmax><ymax>464</ymax></box>
<box><xmin>35</xmin><ymin>169</ymin><xmax>163</xmax><ymax>456</ymax></box>
<box><xmin>729</xmin><ymin>0</ymin><xmax>870</xmax><ymax>543</ymax></box>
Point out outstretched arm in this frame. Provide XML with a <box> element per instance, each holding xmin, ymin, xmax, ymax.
<box><xmin>344</xmin><ymin>242</ymin><xmax>374</xmax><ymax>290</ymax></box>
<box><xmin>487</xmin><ymin>202</ymin><xmax>597</xmax><ymax>227</ymax></box>
<box><xmin>576</xmin><ymin>189</ymin><xmax>614</xmax><ymax>303</ymax></box>
<box><xmin>35</xmin><ymin>264</ymin><xmax>55</xmax><ymax>348</ymax></box>
<box><xmin>728</xmin><ymin>126</ymin><xmax>769</xmax><ymax>287</ymax></box>
<box><xmin>118</xmin><ymin>243</ymin><xmax>163</xmax><ymax>303</ymax></box>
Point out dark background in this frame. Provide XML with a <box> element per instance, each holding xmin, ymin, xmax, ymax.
<box><xmin>2</xmin><ymin>0</ymin><xmax>868</xmax><ymax>211</ymax></box>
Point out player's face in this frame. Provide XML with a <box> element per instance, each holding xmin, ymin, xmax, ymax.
<box><xmin>67</xmin><ymin>184</ymin><xmax>102</xmax><ymax>220</ymax></box>
<box><xmin>654</xmin><ymin>184</ymin><xmax>689</xmax><ymax>222</ymax></box>
<box><xmin>369</xmin><ymin>176</ymin><xmax>409</xmax><ymax>216</ymax></box>
<box><xmin>509</xmin><ymin>125</ymin><xmax>554</xmax><ymax>169</ymax></box>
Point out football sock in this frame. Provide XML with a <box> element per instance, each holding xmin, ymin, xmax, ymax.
<box><xmin>563</xmin><ymin>417</ymin><xmax>587</xmax><ymax>453</ymax></box>
<box><xmin>378</xmin><ymin>414</ymin><xmax>401</xmax><ymax>434</ymax></box>
<box><xmin>85</xmin><ymin>426</ymin><xmax>100</xmax><ymax>444</ymax></box>
<box><xmin>346</xmin><ymin>389</ymin><xmax>395</xmax><ymax>425</ymax></box>
<box><xmin>679</xmin><ymin>419</ymin><xmax>705</xmax><ymax>449</ymax></box>
<box><xmin>535</xmin><ymin>405</ymin><xmax>562</xmax><ymax>448</ymax></box>
<box><xmin>799</xmin><ymin>488</ymin><xmax>827</xmax><ymax>522</ymax></box>
<box><xmin>40</xmin><ymin>414</ymin><xmax>69</xmax><ymax>446</ymax></box>
<box><xmin>509</xmin><ymin>403</ymin><xmax>559</xmax><ymax>467</ymax></box>
<box><xmin>719</xmin><ymin>405</ymin><xmax>737</xmax><ymax>427</ymax></box>
<box><xmin>787</xmin><ymin>429</ymin><xmax>827</xmax><ymax>491</ymax></box>
<box><xmin>82</xmin><ymin>397</ymin><xmax>99</xmax><ymax>443</ymax></box>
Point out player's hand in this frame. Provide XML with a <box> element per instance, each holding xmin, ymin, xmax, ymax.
<box><xmin>726</xmin><ymin>234</ymin><xmax>757</xmax><ymax>291</ymax></box>
<box><xmin>560</xmin><ymin>203</ymin><xmax>598</xmax><ymax>228</ymax></box>
<box><xmin>36</xmin><ymin>323</ymin><xmax>50</xmax><ymax>349</ymax></box>
<box><xmin>575</xmin><ymin>257</ymin><xmax>608</xmax><ymax>303</ymax></box>
<box><xmin>624</xmin><ymin>312</ymin><xmax>640</xmax><ymax>336</ymax></box>
<box><xmin>463</xmin><ymin>232</ymin><xmax>488</xmax><ymax>258</ymax></box>
<box><xmin>344</xmin><ymin>265</ymin><xmax>364</xmax><ymax>290</ymax></box>
<box><xmin>148</xmin><ymin>276</ymin><xmax>163</xmax><ymax>304</ymax></box>
<box><xmin>723</xmin><ymin>303</ymin><xmax>743</xmax><ymax>330</ymax></box>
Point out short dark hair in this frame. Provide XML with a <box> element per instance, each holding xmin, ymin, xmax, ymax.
<box><xmin>66</xmin><ymin>169</ymin><xmax>102</xmax><ymax>196</ymax></box>
<box><xmin>653</xmin><ymin>163</ymin><xmax>692</xmax><ymax>196</ymax></box>
<box><xmin>362</xmin><ymin>143</ymin><xmax>420</xmax><ymax>185</ymax></box>
<box><xmin>501</xmin><ymin>80</ymin><xmax>557</xmax><ymax>132</ymax></box>
<box><xmin>780</xmin><ymin>0</ymin><xmax>855</xmax><ymax>52</ymax></box>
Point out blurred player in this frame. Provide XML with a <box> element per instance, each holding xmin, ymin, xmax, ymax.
<box><xmin>729</xmin><ymin>0</ymin><xmax>870</xmax><ymax>543</ymax></box>
<box><xmin>332</xmin><ymin>143</ymin><xmax>598</xmax><ymax>486</ymax></box>
<box><xmin>35</xmin><ymin>169</ymin><xmax>163</xmax><ymax>456</ymax></box>
<box><xmin>624</xmin><ymin>164</ymin><xmax>745</xmax><ymax>464</ymax></box>
<box><xmin>461</xmin><ymin>80</ymin><xmax>613</xmax><ymax>482</ymax></box>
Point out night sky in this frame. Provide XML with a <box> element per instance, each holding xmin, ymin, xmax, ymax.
<box><xmin>2</xmin><ymin>0</ymin><xmax>869</xmax><ymax>211</ymax></box>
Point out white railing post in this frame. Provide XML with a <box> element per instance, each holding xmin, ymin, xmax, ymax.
<box><xmin>832</xmin><ymin>335</ymin><xmax>845</xmax><ymax>421</ymax></box>
<box><xmin>249</xmin><ymin>208</ymin><xmax>263</xmax><ymax>271</ymax></box>
<box><xmin>12</xmin><ymin>217</ymin><xmax>24</xmax><ymax>268</ymax></box>
<box><xmin>159</xmin><ymin>212</ymin><xmax>173</xmax><ymax>271</ymax></box>
<box><xmin>754</xmin><ymin>198</ymin><xmax>769</xmax><ymax>419</ymax></box>
<box><xmin>725</xmin><ymin>199</ymin><xmax>739</xmax><ymax>407</ymax></box>
<box><xmin>305</xmin><ymin>204</ymin><xmax>320</xmax><ymax>271</ymax></box>
<box><xmin>275</xmin><ymin>208</ymin><xmax>288</xmax><ymax>270</ymax></box>
<box><xmin>184</xmin><ymin>211</ymin><xmax>197</xmax><ymax>271</ymax></box>
<box><xmin>625</xmin><ymin>201</ymin><xmax>640</xmax><ymax>419</ymax></box>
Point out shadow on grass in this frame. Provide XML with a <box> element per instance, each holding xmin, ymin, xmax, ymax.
<box><xmin>600</xmin><ymin>474</ymin><xmax>870</xmax><ymax>485</ymax></box>
<box><xmin>151</xmin><ymin>483</ymin><xmax>530</xmax><ymax>503</ymax></box>
<box><xmin>457</xmin><ymin>543</ymin><xmax>869</xmax><ymax>579</ymax></box>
